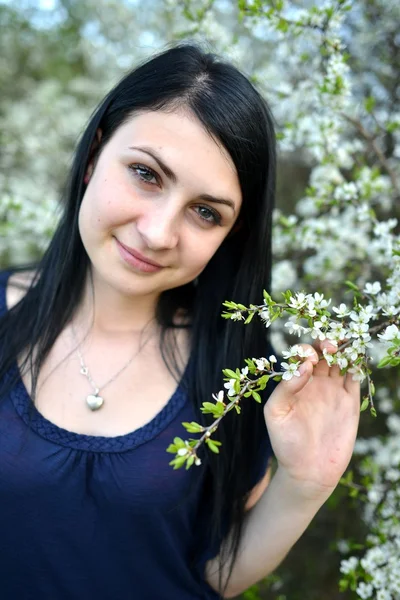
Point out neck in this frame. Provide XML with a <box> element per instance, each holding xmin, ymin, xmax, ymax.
<box><xmin>76</xmin><ymin>271</ymin><xmax>159</xmax><ymax>336</ymax></box>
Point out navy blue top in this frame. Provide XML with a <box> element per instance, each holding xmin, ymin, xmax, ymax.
<box><xmin>0</xmin><ymin>271</ymin><xmax>273</xmax><ymax>599</ymax></box>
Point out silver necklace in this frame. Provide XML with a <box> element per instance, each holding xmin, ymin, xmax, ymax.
<box><xmin>73</xmin><ymin>324</ymin><xmax>155</xmax><ymax>412</ymax></box>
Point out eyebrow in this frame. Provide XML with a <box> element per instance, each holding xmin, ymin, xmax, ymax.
<box><xmin>128</xmin><ymin>145</ymin><xmax>237</xmax><ymax>213</ymax></box>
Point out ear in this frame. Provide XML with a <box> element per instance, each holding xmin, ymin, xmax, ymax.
<box><xmin>84</xmin><ymin>129</ymin><xmax>103</xmax><ymax>185</ymax></box>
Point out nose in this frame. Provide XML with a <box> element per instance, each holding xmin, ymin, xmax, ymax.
<box><xmin>135</xmin><ymin>201</ymin><xmax>179</xmax><ymax>251</ymax></box>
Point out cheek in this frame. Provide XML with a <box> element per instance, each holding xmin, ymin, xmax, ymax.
<box><xmin>78</xmin><ymin>190</ymin><xmax>104</xmax><ymax>246</ymax></box>
<box><xmin>183</xmin><ymin>233</ymin><xmax>227</xmax><ymax>275</ymax></box>
<box><xmin>79</xmin><ymin>176</ymin><xmax>134</xmax><ymax>237</ymax></box>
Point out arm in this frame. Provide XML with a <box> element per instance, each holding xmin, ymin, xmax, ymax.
<box><xmin>206</xmin><ymin>467</ymin><xmax>329</xmax><ymax>597</ymax></box>
<box><xmin>244</xmin><ymin>463</ymin><xmax>272</xmax><ymax>511</ymax></box>
<box><xmin>206</xmin><ymin>340</ymin><xmax>360</xmax><ymax>597</ymax></box>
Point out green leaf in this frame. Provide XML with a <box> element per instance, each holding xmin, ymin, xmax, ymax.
<box><xmin>182</xmin><ymin>421</ymin><xmax>204</xmax><ymax>433</ymax></box>
<box><xmin>244</xmin><ymin>312</ymin><xmax>255</xmax><ymax>325</ymax></box>
<box><xmin>185</xmin><ymin>455</ymin><xmax>195</xmax><ymax>470</ymax></box>
<box><xmin>277</xmin><ymin>17</ymin><xmax>289</xmax><ymax>32</ymax></box>
<box><xmin>221</xmin><ymin>312</ymin><xmax>233</xmax><ymax>320</ymax></box>
<box><xmin>364</xmin><ymin>96</ymin><xmax>376</xmax><ymax>113</ymax></box>
<box><xmin>252</xmin><ymin>391</ymin><xmax>262</xmax><ymax>403</ymax></box>
<box><xmin>166</xmin><ymin>444</ymin><xmax>177</xmax><ymax>454</ymax></box>
<box><xmin>222</xmin><ymin>301</ymin><xmax>237</xmax><ymax>309</ymax></box>
<box><xmin>173</xmin><ymin>437</ymin><xmax>185</xmax><ymax>449</ymax></box>
<box><xmin>387</xmin><ymin>121</ymin><xmax>400</xmax><ymax>133</ymax></box>
<box><xmin>360</xmin><ymin>397</ymin><xmax>369</xmax><ymax>412</ymax></box>
<box><xmin>370</xmin><ymin>406</ymin><xmax>377</xmax><ymax>418</ymax></box>
<box><xmin>169</xmin><ymin>456</ymin><xmax>187</xmax><ymax>470</ymax></box>
<box><xmin>344</xmin><ymin>280</ymin><xmax>359</xmax><ymax>291</ymax></box>
<box><xmin>213</xmin><ymin>402</ymin><xmax>225</xmax><ymax>416</ymax></box>
<box><xmin>377</xmin><ymin>356</ymin><xmax>392</xmax><ymax>368</ymax></box>
<box><xmin>206</xmin><ymin>439</ymin><xmax>220</xmax><ymax>454</ymax></box>
<box><xmin>282</xmin><ymin>290</ymin><xmax>293</xmax><ymax>303</ymax></box>
<box><xmin>258</xmin><ymin>375</ymin><xmax>270</xmax><ymax>389</ymax></box>
<box><xmin>263</xmin><ymin>289</ymin><xmax>272</xmax><ymax>303</ymax></box>
<box><xmin>222</xmin><ymin>368</ymin><xmax>240</xmax><ymax>380</ymax></box>
<box><xmin>200</xmin><ymin>402</ymin><xmax>217</xmax><ymax>413</ymax></box>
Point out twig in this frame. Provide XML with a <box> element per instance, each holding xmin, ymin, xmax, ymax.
<box><xmin>192</xmin><ymin>372</ymin><xmax>279</xmax><ymax>456</ymax></box>
<box><xmin>341</xmin><ymin>112</ymin><xmax>400</xmax><ymax>199</ymax></box>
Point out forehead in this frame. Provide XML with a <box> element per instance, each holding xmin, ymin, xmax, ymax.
<box><xmin>110</xmin><ymin>109</ymin><xmax>242</xmax><ymax>208</ymax></box>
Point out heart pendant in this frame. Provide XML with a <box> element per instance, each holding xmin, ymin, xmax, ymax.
<box><xmin>86</xmin><ymin>394</ymin><xmax>104</xmax><ymax>411</ymax></box>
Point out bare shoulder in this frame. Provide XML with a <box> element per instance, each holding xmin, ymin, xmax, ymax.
<box><xmin>6</xmin><ymin>270</ymin><xmax>36</xmax><ymax>310</ymax></box>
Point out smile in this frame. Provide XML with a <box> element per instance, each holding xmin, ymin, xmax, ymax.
<box><xmin>115</xmin><ymin>239</ymin><xmax>165</xmax><ymax>273</ymax></box>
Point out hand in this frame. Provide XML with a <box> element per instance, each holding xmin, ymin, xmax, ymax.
<box><xmin>264</xmin><ymin>341</ymin><xmax>360</xmax><ymax>501</ymax></box>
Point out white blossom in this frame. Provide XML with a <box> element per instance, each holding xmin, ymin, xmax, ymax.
<box><xmin>364</xmin><ymin>282</ymin><xmax>382</xmax><ymax>295</ymax></box>
<box><xmin>280</xmin><ymin>361</ymin><xmax>301</xmax><ymax>381</ymax></box>
<box><xmin>378</xmin><ymin>325</ymin><xmax>400</xmax><ymax>343</ymax></box>
<box><xmin>259</xmin><ymin>308</ymin><xmax>272</xmax><ymax>327</ymax></box>
<box><xmin>212</xmin><ymin>390</ymin><xmax>225</xmax><ymax>403</ymax></box>
<box><xmin>230</xmin><ymin>311</ymin><xmax>244</xmax><ymax>321</ymax></box>
<box><xmin>377</xmin><ymin>590</ymin><xmax>392</xmax><ymax>600</ymax></box>
<box><xmin>347</xmin><ymin>365</ymin><xmax>366</xmax><ymax>382</ymax></box>
<box><xmin>340</xmin><ymin>556</ymin><xmax>359</xmax><ymax>574</ymax></box>
<box><xmin>223</xmin><ymin>379</ymin><xmax>237</xmax><ymax>397</ymax></box>
<box><xmin>284</xmin><ymin>318</ymin><xmax>311</xmax><ymax>337</ymax></box>
<box><xmin>255</xmin><ymin>357</ymin><xmax>270</xmax><ymax>371</ymax></box>
<box><xmin>332</xmin><ymin>303</ymin><xmax>351</xmax><ymax>317</ymax></box>
<box><xmin>356</xmin><ymin>582</ymin><xmax>373</xmax><ymax>599</ymax></box>
<box><xmin>288</xmin><ymin>292</ymin><xmax>308</xmax><ymax>309</ymax></box>
<box><xmin>281</xmin><ymin>345</ymin><xmax>314</xmax><ymax>359</ymax></box>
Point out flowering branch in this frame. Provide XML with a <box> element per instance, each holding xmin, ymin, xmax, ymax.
<box><xmin>167</xmin><ymin>361</ymin><xmax>279</xmax><ymax>469</ymax></box>
<box><xmin>167</xmin><ymin>283</ymin><xmax>400</xmax><ymax>470</ymax></box>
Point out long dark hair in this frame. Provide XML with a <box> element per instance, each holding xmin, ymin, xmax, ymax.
<box><xmin>0</xmin><ymin>43</ymin><xmax>276</xmax><ymax>595</ymax></box>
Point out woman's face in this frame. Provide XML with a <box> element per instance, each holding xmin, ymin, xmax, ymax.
<box><xmin>78</xmin><ymin>109</ymin><xmax>242</xmax><ymax>300</ymax></box>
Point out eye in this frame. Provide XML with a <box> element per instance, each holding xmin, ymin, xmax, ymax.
<box><xmin>128</xmin><ymin>164</ymin><xmax>159</xmax><ymax>185</ymax></box>
<box><xmin>193</xmin><ymin>205</ymin><xmax>222</xmax><ymax>226</ymax></box>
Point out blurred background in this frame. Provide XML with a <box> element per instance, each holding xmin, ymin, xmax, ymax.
<box><xmin>1</xmin><ymin>1</ymin><xmax>399</xmax><ymax>598</ymax></box>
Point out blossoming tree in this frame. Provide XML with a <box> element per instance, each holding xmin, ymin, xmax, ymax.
<box><xmin>1</xmin><ymin>0</ymin><xmax>400</xmax><ymax>598</ymax></box>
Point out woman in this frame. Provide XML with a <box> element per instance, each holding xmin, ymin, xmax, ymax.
<box><xmin>0</xmin><ymin>44</ymin><xmax>360</xmax><ymax>599</ymax></box>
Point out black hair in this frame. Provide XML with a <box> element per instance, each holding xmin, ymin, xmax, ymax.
<box><xmin>0</xmin><ymin>43</ymin><xmax>276</xmax><ymax>596</ymax></box>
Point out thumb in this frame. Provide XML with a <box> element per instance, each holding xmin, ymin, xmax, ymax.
<box><xmin>265</xmin><ymin>360</ymin><xmax>314</xmax><ymax>419</ymax></box>
<box><xmin>281</xmin><ymin>360</ymin><xmax>313</xmax><ymax>396</ymax></box>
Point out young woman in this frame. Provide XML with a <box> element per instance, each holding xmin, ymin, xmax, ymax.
<box><xmin>0</xmin><ymin>44</ymin><xmax>360</xmax><ymax>599</ymax></box>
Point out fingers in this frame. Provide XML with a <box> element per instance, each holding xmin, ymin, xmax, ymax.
<box><xmin>329</xmin><ymin>364</ymin><xmax>342</xmax><ymax>378</ymax></box>
<box><xmin>312</xmin><ymin>338</ymin><xmax>338</xmax><ymax>356</ymax></box>
<box><xmin>313</xmin><ymin>340</ymin><xmax>338</xmax><ymax>377</ymax></box>
<box><xmin>344</xmin><ymin>371</ymin><xmax>361</xmax><ymax>398</ymax></box>
<box><xmin>284</xmin><ymin>343</ymin><xmax>319</xmax><ymax>365</ymax></box>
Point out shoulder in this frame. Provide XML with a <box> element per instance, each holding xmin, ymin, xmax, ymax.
<box><xmin>5</xmin><ymin>270</ymin><xmax>36</xmax><ymax>310</ymax></box>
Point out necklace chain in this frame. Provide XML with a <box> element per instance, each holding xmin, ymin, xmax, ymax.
<box><xmin>72</xmin><ymin>322</ymin><xmax>155</xmax><ymax>411</ymax></box>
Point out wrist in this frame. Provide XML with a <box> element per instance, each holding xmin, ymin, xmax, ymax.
<box><xmin>273</xmin><ymin>466</ymin><xmax>336</xmax><ymax>507</ymax></box>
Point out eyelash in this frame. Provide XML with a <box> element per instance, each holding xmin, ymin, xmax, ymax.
<box><xmin>128</xmin><ymin>164</ymin><xmax>223</xmax><ymax>226</ymax></box>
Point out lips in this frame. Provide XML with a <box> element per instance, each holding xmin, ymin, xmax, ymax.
<box><xmin>116</xmin><ymin>240</ymin><xmax>164</xmax><ymax>268</ymax></box>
